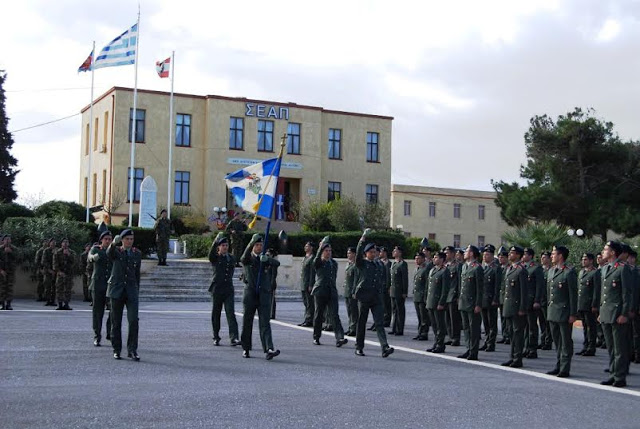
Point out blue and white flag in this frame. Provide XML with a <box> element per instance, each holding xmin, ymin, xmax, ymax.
<box><xmin>224</xmin><ymin>157</ymin><xmax>282</xmax><ymax>220</ymax></box>
<box><xmin>94</xmin><ymin>24</ymin><xmax>138</xmax><ymax>69</ymax></box>
<box><xmin>276</xmin><ymin>194</ymin><xmax>285</xmax><ymax>220</ymax></box>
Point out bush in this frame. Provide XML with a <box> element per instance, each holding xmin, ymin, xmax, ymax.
<box><xmin>121</xmin><ymin>214</ymin><xmax>140</xmax><ymax>227</ymax></box>
<box><xmin>328</xmin><ymin>197</ymin><xmax>361</xmax><ymax>232</ymax></box>
<box><xmin>34</xmin><ymin>200</ymin><xmax>86</xmax><ymax>221</ymax></box>
<box><xmin>300</xmin><ymin>198</ymin><xmax>390</xmax><ymax>232</ymax></box>
<box><xmin>0</xmin><ymin>202</ymin><xmax>34</xmax><ymax>223</ymax></box>
<box><xmin>300</xmin><ymin>201</ymin><xmax>333</xmax><ymax>232</ymax></box>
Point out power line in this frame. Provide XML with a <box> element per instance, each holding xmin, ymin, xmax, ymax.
<box><xmin>10</xmin><ymin>113</ymin><xmax>80</xmax><ymax>134</ymax></box>
<box><xmin>6</xmin><ymin>86</ymin><xmax>104</xmax><ymax>93</ymax></box>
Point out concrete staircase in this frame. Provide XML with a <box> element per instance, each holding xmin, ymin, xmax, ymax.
<box><xmin>138</xmin><ymin>259</ymin><xmax>301</xmax><ymax>302</ymax></box>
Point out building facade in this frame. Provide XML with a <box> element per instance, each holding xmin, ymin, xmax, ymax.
<box><xmin>390</xmin><ymin>184</ymin><xmax>509</xmax><ymax>248</ymax></box>
<box><xmin>79</xmin><ymin>87</ymin><xmax>393</xmax><ymax>224</ymax></box>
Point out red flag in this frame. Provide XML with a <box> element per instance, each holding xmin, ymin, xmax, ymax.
<box><xmin>156</xmin><ymin>57</ymin><xmax>170</xmax><ymax>78</ymax></box>
<box><xmin>78</xmin><ymin>50</ymin><xmax>93</xmax><ymax>73</ymax></box>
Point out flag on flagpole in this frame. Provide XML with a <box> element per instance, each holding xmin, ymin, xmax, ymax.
<box><xmin>156</xmin><ymin>57</ymin><xmax>170</xmax><ymax>78</ymax></box>
<box><xmin>276</xmin><ymin>194</ymin><xmax>285</xmax><ymax>220</ymax></box>
<box><xmin>78</xmin><ymin>50</ymin><xmax>93</xmax><ymax>72</ymax></box>
<box><xmin>94</xmin><ymin>23</ymin><xmax>138</xmax><ymax>69</ymax></box>
<box><xmin>224</xmin><ymin>158</ymin><xmax>282</xmax><ymax>223</ymax></box>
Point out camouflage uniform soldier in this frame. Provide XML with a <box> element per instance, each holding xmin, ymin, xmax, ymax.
<box><xmin>80</xmin><ymin>243</ymin><xmax>92</xmax><ymax>302</ymax></box>
<box><xmin>53</xmin><ymin>238</ymin><xmax>76</xmax><ymax>310</ymax></box>
<box><xmin>226</xmin><ymin>212</ymin><xmax>247</xmax><ymax>266</ymax></box>
<box><xmin>34</xmin><ymin>240</ymin><xmax>48</xmax><ymax>301</ymax></box>
<box><xmin>153</xmin><ymin>209</ymin><xmax>172</xmax><ymax>266</ymax></box>
<box><xmin>41</xmin><ymin>239</ymin><xmax>57</xmax><ymax>306</ymax></box>
<box><xmin>0</xmin><ymin>235</ymin><xmax>20</xmax><ymax>310</ymax></box>
<box><xmin>89</xmin><ymin>232</ymin><xmax>113</xmax><ymax>346</ymax></box>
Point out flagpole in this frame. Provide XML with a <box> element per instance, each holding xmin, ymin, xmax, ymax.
<box><xmin>86</xmin><ymin>41</ymin><xmax>96</xmax><ymax>223</ymax></box>
<box><xmin>167</xmin><ymin>50</ymin><xmax>175</xmax><ymax>219</ymax></box>
<box><xmin>128</xmin><ymin>9</ymin><xmax>141</xmax><ymax>227</ymax></box>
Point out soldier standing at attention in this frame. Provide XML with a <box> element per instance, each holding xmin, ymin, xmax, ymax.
<box><xmin>267</xmin><ymin>248</ymin><xmax>278</xmax><ymax>320</ymax></box>
<box><xmin>311</xmin><ymin>237</ymin><xmax>348</xmax><ymax>347</ymax></box>
<box><xmin>0</xmin><ymin>235</ymin><xmax>19</xmax><ymax>310</ymax></box>
<box><xmin>458</xmin><ymin>245</ymin><xmax>484</xmax><ymax>360</ymax></box>
<box><xmin>443</xmin><ymin>246</ymin><xmax>461</xmax><ymax>346</ymax></box>
<box><xmin>353</xmin><ymin>229</ymin><xmax>394</xmax><ymax>358</ymax></box>
<box><xmin>595</xmin><ymin>252</ymin><xmax>608</xmax><ymax>349</ymax></box>
<box><xmin>240</xmin><ymin>234</ymin><xmax>280</xmax><ymax>360</ymax></box>
<box><xmin>107</xmin><ymin>229</ymin><xmax>142</xmax><ymax>361</ymax></box>
<box><xmin>412</xmin><ymin>252</ymin><xmax>430</xmax><ymax>341</ymax></box>
<box><xmin>153</xmin><ymin>209</ymin><xmax>172</xmax><ymax>266</ymax></box>
<box><xmin>379</xmin><ymin>247</ymin><xmax>392</xmax><ymax>329</ymax></box>
<box><xmin>501</xmin><ymin>246</ymin><xmax>528</xmax><ymax>368</ymax></box>
<box><xmin>53</xmin><ymin>238</ymin><xmax>76</xmax><ymax>311</ymax></box>
<box><xmin>226</xmin><ymin>212</ymin><xmax>247</xmax><ymax>267</ymax></box>
<box><xmin>480</xmin><ymin>245</ymin><xmax>501</xmax><ymax>352</ymax></box>
<box><xmin>298</xmin><ymin>242</ymin><xmax>315</xmax><ymax>327</ymax></box>
<box><xmin>627</xmin><ymin>249</ymin><xmax>640</xmax><ymax>364</ymax></box>
<box><xmin>426</xmin><ymin>251</ymin><xmax>450</xmax><ymax>353</ymax></box>
<box><xmin>522</xmin><ymin>248</ymin><xmax>545</xmax><ymax>359</ymax></box>
<box><xmin>34</xmin><ymin>240</ymin><xmax>48</xmax><ymax>301</ymax></box>
<box><xmin>545</xmin><ymin>245</ymin><xmax>578</xmax><ymax>378</ymax></box>
<box><xmin>389</xmin><ymin>246</ymin><xmax>408</xmax><ymax>336</ymax></box>
<box><xmin>343</xmin><ymin>247</ymin><xmax>358</xmax><ymax>336</ymax></box>
<box><xmin>88</xmin><ymin>231</ymin><xmax>113</xmax><ymax>347</ymax></box>
<box><xmin>80</xmin><ymin>243</ymin><xmax>92</xmax><ymax>302</ymax></box>
<box><xmin>41</xmin><ymin>238</ymin><xmax>57</xmax><ymax>306</ymax></box>
<box><xmin>576</xmin><ymin>253</ymin><xmax>601</xmax><ymax>357</ymax></box>
<box><xmin>496</xmin><ymin>246</ymin><xmax>511</xmax><ymax>345</ymax></box>
<box><xmin>537</xmin><ymin>251</ymin><xmax>553</xmax><ymax>350</ymax></box>
<box><xmin>208</xmin><ymin>233</ymin><xmax>241</xmax><ymax>347</ymax></box>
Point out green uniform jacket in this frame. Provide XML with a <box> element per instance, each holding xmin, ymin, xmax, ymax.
<box><xmin>390</xmin><ymin>260</ymin><xmax>409</xmax><ymax>298</ymax></box>
<box><xmin>381</xmin><ymin>259</ymin><xmax>391</xmax><ymax>293</ymax></box>
<box><xmin>154</xmin><ymin>218</ymin><xmax>172</xmax><ymax>241</ymax></box>
<box><xmin>577</xmin><ymin>267</ymin><xmax>601</xmax><ymax>312</ymax></box>
<box><xmin>53</xmin><ymin>248</ymin><xmax>76</xmax><ymax>275</ymax></box>
<box><xmin>41</xmin><ymin>247</ymin><xmax>56</xmax><ymax>271</ymax></box>
<box><xmin>413</xmin><ymin>262</ymin><xmax>431</xmax><ymax>303</ymax></box>
<box><xmin>208</xmin><ymin>244</ymin><xmax>236</xmax><ymax>294</ymax></box>
<box><xmin>79</xmin><ymin>250</ymin><xmax>89</xmax><ymax>276</ymax></box>
<box><xmin>241</xmin><ymin>243</ymin><xmax>280</xmax><ymax>293</ymax></box>
<box><xmin>226</xmin><ymin>219</ymin><xmax>247</xmax><ymax>241</ymax></box>
<box><xmin>525</xmin><ymin>262</ymin><xmax>545</xmax><ymax>309</ymax></box>
<box><xmin>426</xmin><ymin>265</ymin><xmax>450</xmax><ymax>310</ymax></box>
<box><xmin>34</xmin><ymin>246</ymin><xmax>45</xmax><ymax>270</ymax></box>
<box><xmin>353</xmin><ymin>240</ymin><xmax>384</xmax><ymax>302</ymax></box>
<box><xmin>459</xmin><ymin>261</ymin><xmax>483</xmax><ymax>311</ymax></box>
<box><xmin>344</xmin><ymin>262</ymin><xmax>357</xmax><ymax>297</ymax></box>
<box><xmin>481</xmin><ymin>261</ymin><xmax>501</xmax><ymax>308</ymax></box>
<box><xmin>502</xmin><ymin>263</ymin><xmax>528</xmax><ymax>318</ymax></box>
<box><xmin>88</xmin><ymin>246</ymin><xmax>112</xmax><ymax>293</ymax></box>
<box><xmin>499</xmin><ymin>264</ymin><xmax>508</xmax><ymax>305</ymax></box>
<box><xmin>106</xmin><ymin>245</ymin><xmax>142</xmax><ymax>301</ymax></box>
<box><xmin>599</xmin><ymin>260</ymin><xmax>633</xmax><ymax>324</ymax></box>
<box><xmin>547</xmin><ymin>265</ymin><xmax>578</xmax><ymax>322</ymax></box>
<box><xmin>0</xmin><ymin>245</ymin><xmax>20</xmax><ymax>273</ymax></box>
<box><xmin>541</xmin><ymin>266</ymin><xmax>551</xmax><ymax>307</ymax></box>
<box><xmin>312</xmin><ymin>246</ymin><xmax>338</xmax><ymax>298</ymax></box>
<box><xmin>300</xmin><ymin>255</ymin><xmax>315</xmax><ymax>291</ymax></box>
<box><xmin>445</xmin><ymin>261</ymin><xmax>460</xmax><ymax>303</ymax></box>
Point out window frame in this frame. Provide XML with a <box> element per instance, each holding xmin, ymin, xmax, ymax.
<box><xmin>174</xmin><ymin>170</ymin><xmax>191</xmax><ymax>206</ymax></box>
<box><xmin>478</xmin><ymin>204</ymin><xmax>486</xmax><ymax>220</ymax></box>
<box><xmin>453</xmin><ymin>203</ymin><xmax>461</xmax><ymax>219</ymax></box>
<box><xmin>366</xmin><ymin>184</ymin><xmax>379</xmax><ymax>204</ymax></box>
<box><xmin>257</xmin><ymin>119</ymin><xmax>274</xmax><ymax>152</ymax></box>
<box><xmin>328</xmin><ymin>181</ymin><xmax>342</xmax><ymax>202</ymax></box>
<box><xmin>366</xmin><ymin>131</ymin><xmax>380</xmax><ymax>163</ymax></box>
<box><xmin>403</xmin><ymin>200</ymin><xmax>411</xmax><ymax>216</ymax></box>
<box><xmin>328</xmin><ymin>128</ymin><xmax>342</xmax><ymax>160</ymax></box>
<box><xmin>229</xmin><ymin>117</ymin><xmax>244</xmax><ymax>150</ymax></box>
<box><xmin>287</xmin><ymin>122</ymin><xmax>301</xmax><ymax>155</ymax></box>
<box><xmin>428</xmin><ymin>202</ymin><xmax>436</xmax><ymax>218</ymax></box>
<box><xmin>128</xmin><ymin>109</ymin><xmax>146</xmax><ymax>143</ymax></box>
<box><xmin>453</xmin><ymin>234</ymin><xmax>461</xmax><ymax>248</ymax></box>
<box><xmin>175</xmin><ymin>113</ymin><xmax>192</xmax><ymax>147</ymax></box>
<box><xmin>127</xmin><ymin>167</ymin><xmax>144</xmax><ymax>203</ymax></box>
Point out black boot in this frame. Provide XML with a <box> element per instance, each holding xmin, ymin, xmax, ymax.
<box><xmin>0</xmin><ymin>301</ymin><xmax>5</xmax><ymax>310</ymax></box>
<box><xmin>5</xmin><ymin>300</ymin><xmax>12</xmax><ymax>310</ymax></box>
<box><xmin>56</xmin><ymin>302</ymin><xmax>64</xmax><ymax>310</ymax></box>
<box><xmin>62</xmin><ymin>302</ymin><xmax>72</xmax><ymax>310</ymax></box>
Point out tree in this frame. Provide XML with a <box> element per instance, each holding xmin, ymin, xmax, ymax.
<box><xmin>493</xmin><ymin>108</ymin><xmax>640</xmax><ymax>238</ymax></box>
<box><xmin>328</xmin><ymin>197</ymin><xmax>361</xmax><ymax>232</ymax></box>
<box><xmin>0</xmin><ymin>71</ymin><xmax>18</xmax><ymax>202</ymax></box>
<box><xmin>34</xmin><ymin>200</ymin><xmax>87</xmax><ymax>221</ymax></box>
<box><xmin>0</xmin><ymin>202</ymin><xmax>34</xmax><ymax>223</ymax></box>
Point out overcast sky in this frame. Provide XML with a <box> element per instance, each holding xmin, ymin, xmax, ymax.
<box><xmin>2</xmin><ymin>0</ymin><xmax>639</xmax><ymax>206</ymax></box>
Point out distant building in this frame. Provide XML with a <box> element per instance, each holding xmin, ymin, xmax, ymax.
<box><xmin>390</xmin><ymin>184</ymin><xmax>509</xmax><ymax>248</ymax></box>
<box><xmin>79</xmin><ymin>87</ymin><xmax>392</xmax><ymax>224</ymax></box>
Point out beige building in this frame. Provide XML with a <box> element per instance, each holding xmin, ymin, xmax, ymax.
<box><xmin>390</xmin><ymin>184</ymin><xmax>509</xmax><ymax>248</ymax></box>
<box><xmin>79</xmin><ymin>87</ymin><xmax>393</xmax><ymax>224</ymax></box>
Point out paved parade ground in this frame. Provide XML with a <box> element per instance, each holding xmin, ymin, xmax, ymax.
<box><xmin>1</xmin><ymin>299</ymin><xmax>640</xmax><ymax>429</ymax></box>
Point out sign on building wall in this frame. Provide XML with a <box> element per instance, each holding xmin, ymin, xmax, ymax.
<box><xmin>245</xmin><ymin>103</ymin><xmax>289</xmax><ymax>120</ymax></box>
<box><xmin>227</xmin><ymin>158</ymin><xmax>303</xmax><ymax>170</ymax></box>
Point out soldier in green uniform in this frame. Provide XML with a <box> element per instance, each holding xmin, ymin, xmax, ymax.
<box><xmin>208</xmin><ymin>233</ymin><xmax>241</xmax><ymax>347</ymax></box>
<box><xmin>576</xmin><ymin>253</ymin><xmax>601</xmax><ymax>357</ymax></box>
<box><xmin>311</xmin><ymin>237</ymin><xmax>348</xmax><ymax>347</ymax></box>
<box><xmin>458</xmin><ymin>245</ymin><xmax>484</xmax><ymax>360</ymax></box>
<box><xmin>545</xmin><ymin>245</ymin><xmax>578</xmax><ymax>378</ymax></box>
<box><xmin>41</xmin><ymin>238</ymin><xmax>57</xmax><ymax>306</ymax></box>
<box><xmin>107</xmin><ymin>229</ymin><xmax>142</xmax><ymax>361</ymax></box>
<box><xmin>267</xmin><ymin>248</ymin><xmax>278</xmax><ymax>320</ymax></box>
<box><xmin>627</xmin><ymin>249</ymin><xmax>640</xmax><ymax>364</ymax></box>
<box><xmin>444</xmin><ymin>246</ymin><xmax>461</xmax><ymax>346</ymax></box>
<box><xmin>353</xmin><ymin>229</ymin><xmax>394</xmax><ymax>358</ymax></box>
<box><xmin>389</xmin><ymin>246</ymin><xmax>408</xmax><ymax>336</ymax></box>
<box><xmin>0</xmin><ymin>235</ymin><xmax>20</xmax><ymax>310</ymax></box>
<box><xmin>522</xmin><ymin>248</ymin><xmax>545</xmax><ymax>359</ymax></box>
<box><xmin>153</xmin><ymin>209</ymin><xmax>172</xmax><ymax>266</ymax></box>
<box><xmin>88</xmin><ymin>231</ymin><xmax>113</xmax><ymax>346</ymax></box>
<box><xmin>596</xmin><ymin>252</ymin><xmax>608</xmax><ymax>349</ymax></box>
<box><xmin>226</xmin><ymin>212</ymin><xmax>247</xmax><ymax>266</ymax></box>
<box><xmin>618</xmin><ymin>244</ymin><xmax>636</xmax><ymax>372</ymax></box>
<box><xmin>426</xmin><ymin>251</ymin><xmax>450</xmax><ymax>353</ymax></box>
<box><xmin>240</xmin><ymin>234</ymin><xmax>280</xmax><ymax>360</ymax></box>
<box><xmin>53</xmin><ymin>238</ymin><xmax>76</xmax><ymax>310</ymax></box>
<box><xmin>599</xmin><ymin>241</ymin><xmax>633</xmax><ymax>387</ymax></box>
<box><xmin>496</xmin><ymin>246</ymin><xmax>511</xmax><ymax>344</ymax></box>
<box><xmin>501</xmin><ymin>246</ymin><xmax>528</xmax><ymax>368</ymax></box>
<box><xmin>412</xmin><ymin>252</ymin><xmax>431</xmax><ymax>341</ymax></box>
<box><xmin>537</xmin><ymin>251</ymin><xmax>553</xmax><ymax>350</ymax></box>
<box><xmin>480</xmin><ymin>244</ymin><xmax>501</xmax><ymax>352</ymax></box>
<box><xmin>298</xmin><ymin>242</ymin><xmax>315</xmax><ymax>327</ymax></box>
<box><xmin>344</xmin><ymin>247</ymin><xmax>358</xmax><ymax>336</ymax></box>
<box><xmin>80</xmin><ymin>243</ymin><xmax>92</xmax><ymax>302</ymax></box>
<box><xmin>34</xmin><ymin>240</ymin><xmax>48</xmax><ymax>301</ymax></box>
<box><xmin>380</xmin><ymin>247</ymin><xmax>392</xmax><ymax>328</ymax></box>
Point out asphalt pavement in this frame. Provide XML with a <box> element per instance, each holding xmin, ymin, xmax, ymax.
<box><xmin>1</xmin><ymin>299</ymin><xmax>639</xmax><ymax>429</ymax></box>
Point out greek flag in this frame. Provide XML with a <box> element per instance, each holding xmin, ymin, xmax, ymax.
<box><xmin>224</xmin><ymin>157</ymin><xmax>282</xmax><ymax>219</ymax></box>
<box><xmin>276</xmin><ymin>194</ymin><xmax>285</xmax><ymax>220</ymax></box>
<box><xmin>94</xmin><ymin>24</ymin><xmax>138</xmax><ymax>69</ymax></box>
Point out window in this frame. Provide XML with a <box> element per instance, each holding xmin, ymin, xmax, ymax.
<box><xmin>101</xmin><ymin>170</ymin><xmax>107</xmax><ymax>204</ymax></box>
<box><xmin>174</xmin><ymin>171</ymin><xmax>190</xmax><ymax>205</ymax></box>
<box><xmin>328</xmin><ymin>181</ymin><xmax>341</xmax><ymax>202</ymax></box>
<box><xmin>85</xmin><ymin>123</ymin><xmax>89</xmax><ymax>155</ymax></box>
<box><xmin>93</xmin><ymin>117</ymin><xmax>99</xmax><ymax>151</ymax></box>
<box><xmin>92</xmin><ymin>173</ymin><xmax>97</xmax><ymax>206</ymax></box>
<box><xmin>128</xmin><ymin>109</ymin><xmax>145</xmax><ymax>143</ymax></box>
<box><xmin>229</xmin><ymin>117</ymin><xmax>244</xmax><ymax>150</ymax></box>
<box><xmin>429</xmin><ymin>202</ymin><xmax>436</xmax><ymax>217</ymax></box>
<box><xmin>176</xmin><ymin>113</ymin><xmax>191</xmax><ymax>147</ymax></box>
<box><xmin>478</xmin><ymin>204</ymin><xmax>485</xmax><ymax>220</ymax></box>
<box><xmin>453</xmin><ymin>203</ymin><xmax>461</xmax><ymax>218</ymax></box>
<box><xmin>366</xmin><ymin>184</ymin><xmax>378</xmax><ymax>204</ymax></box>
<box><xmin>328</xmin><ymin>128</ymin><xmax>341</xmax><ymax>159</ymax></box>
<box><xmin>366</xmin><ymin>132</ymin><xmax>379</xmax><ymax>162</ymax></box>
<box><xmin>287</xmin><ymin>123</ymin><xmax>301</xmax><ymax>154</ymax></box>
<box><xmin>453</xmin><ymin>234</ymin><xmax>461</xmax><ymax>248</ymax></box>
<box><xmin>83</xmin><ymin>177</ymin><xmax>88</xmax><ymax>206</ymax></box>
<box><xmin>404</xmin><ymin>200</ymin><xmax>411</xmax><ymax>216</ymax></box>
<box><xmin>478</xmin><ymin>235</ymin><xmax>485</xmax><ymax>248</ymax></box>
<box><xmin>428</xmin><ymin>233</ymin><xmax>436</xmax><ymax>241</ymax></box>
<box><xmin>257</xmin><ymin>120</ymin><xmax>274</xmax><ymax>152</ymax></box>
<box><xmin>127</xmin><ymin>168</ymin><xmax>144</xmax><ymax>202</ymax></box>
<box><xmin>102</xmin><ymin>111</ymin><xmax>109</xmax><ymax>152</ymax></box>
